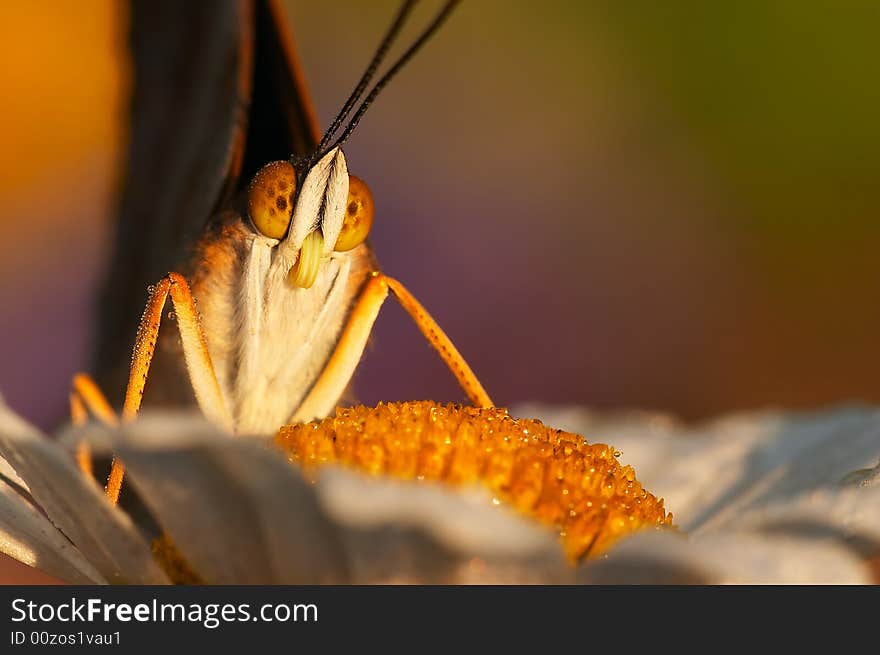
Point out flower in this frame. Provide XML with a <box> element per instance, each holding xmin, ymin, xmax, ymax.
<box><xmin>0</xmin><ymin>395</ymin><xmax>878</xmax><ymax>584</ymax></box>
<box><xmin>275</xmin><ymin>402</ymin><xmax>672</xmax><ymax>561</ymax></box>
<box><xmin>0</xmin><ymin>398</ymin><xmax>573</xmax><ymax>584</ymax></box>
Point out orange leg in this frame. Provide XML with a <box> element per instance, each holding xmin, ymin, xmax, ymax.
<box><xmin>71</xmin><ymin>373</ymin><xmax>118</xmax><ymax>426</ymax></box>
<box><xmin>293</xmin><ymin>272</ymin><xmax>493</xmax><ymax>423</ymax></box>
<box><xmin>69</xmin><ymin>373</ymin><xmax>123</xmax><ymax>503</ymax></box>
<box><xmin>123</xmin><ymin>273</ymin><xmax>231</xmax><ymax>430</ymax></box>
<box><xmin>70</xmin><ymin>273</ymin><xmax>231</xmax><ymax>505</ymax></box>
<box><xmin>69</xmin><ymin>392</ymin><xmax>93</xmax><ymax>478</ymax></box>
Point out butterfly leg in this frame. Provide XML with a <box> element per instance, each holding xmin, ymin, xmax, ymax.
<box><xmin>69</xmin><ymin>373</ymin><xmax>119</xmax><ymax>490</ymax></box>
<box><xmin>75</xmin><ymin>273</ymin><xmax>232</xmax><ymax>505</ymax></box>
<box><xmin>123</xmin><ymin>272</ymin><xmax>232</xmax><ymax>430</ymax></box>
<box><xmin>292</xmin><ymin>272</ymin><xmax>493</xmax><ymax>423</ymax></box>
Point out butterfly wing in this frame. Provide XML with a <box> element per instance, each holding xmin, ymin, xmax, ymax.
<box><xmin>94</xmin><ymin>0</ymin><xmax>320</xmax><ymax>393</ymax></box>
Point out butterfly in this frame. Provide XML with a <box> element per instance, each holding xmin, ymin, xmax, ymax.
<box><xmin>72</xmin><ymin>0</ymin><xmax>490</xmax><ymax>502</ymax></box>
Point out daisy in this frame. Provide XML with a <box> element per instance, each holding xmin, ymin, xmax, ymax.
<box><xmin>0</xmin><ymin>396</ymin><xmax>876</xmax><ymax>584</ymax></box>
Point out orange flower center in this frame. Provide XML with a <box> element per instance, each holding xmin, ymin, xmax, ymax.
<box><xmin>276</xmin><ymin>401</ymin><xmax>673</xmax><ymax>561</ymax></box>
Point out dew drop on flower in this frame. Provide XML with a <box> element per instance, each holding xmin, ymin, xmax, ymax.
<box><xmin>276</xmin><ymin>401</ymin><xmax>674</xmax><ymax>561</ymax></box>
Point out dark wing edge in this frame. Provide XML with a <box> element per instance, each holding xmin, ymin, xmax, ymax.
<box><xmin>93</xmin><ymin>0</ymin><xmax>321</xmax><ymax>398</ymax></box>
<box><xmin>239</xmin><ymin>0</ymin><xmax>322</xmax><ymax>182</ymax></box>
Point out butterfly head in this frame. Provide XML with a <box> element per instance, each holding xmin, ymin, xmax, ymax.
<box><xmin>246</xmin><ymin>151</ymin><xmax>373</xmax><ymax>288</ymax></box>
<box><xmin>243</xmin><ymin>0</ymin><xmax>458</xmax><ymax>288</ymax></box>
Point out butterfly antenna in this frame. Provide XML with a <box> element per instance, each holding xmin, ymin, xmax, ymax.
<box><xmin>326</xmin><ymin>0</ymin><xmax>461</xmax><ymax>154</ymax></box>
<box><xmin>315</xmin><ymin>0</ymin><xmax>419</xmax><ymax>157</ymax></box>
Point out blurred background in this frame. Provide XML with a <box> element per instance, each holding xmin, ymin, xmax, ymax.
<box><xmin>2</xmin><ymin>0</ymin><xmax>880</xmax><ymax>434</ymax></box>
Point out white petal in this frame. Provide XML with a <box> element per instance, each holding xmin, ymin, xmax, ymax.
<box><xmin>317</xmin><ymin>469</ymin><xmax>571</xmax><ymax>584</ymax></box>
<box><xmin>522</xmin><ymin>404</ymin><xmax>880</xmax><ymax>535</ymax></box>
<box><xmin>683</xmin><ymin>408</ymin><xmax>880</xmax><ymax>534</ymax></box>
<box><xmin>0</xmin><ymin>399</ymin><xmax>169</xmax><ymax>584</ymax></box>
<box><xmin>0</xmin><ymin>477</ymin><xmax>106</xmax><ymax>584</ymax></box>
<box><xmin>582</xmin><ymin>529</ymin><xmax>872</xmax><ymax>584</ymax></box>
<box><xmin>728</xmin><ymin>482</ymin><xmax>880</xmax><ymax>568</ymax></box>
<box><xmin>0</xmin><ymin>449</ymin><xmax>29</xmax><ymax>493</ymax></box>
<box><xmin>86</xmin><ymin>411</ymin><xmax>570</xmax><ymax>584</ymax></box>
<box><xmin>96</xmin><ymin>413</ymin><xmax>348</xmax><ymax>584</ymax></box>
<box><xmin>840</xmin><ymin>459</ymin><xmax>880</xmax><ymax>487</ymax></box>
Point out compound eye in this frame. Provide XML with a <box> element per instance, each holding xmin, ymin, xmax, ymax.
<box><xmin>334</xmin><ymin>174</ymin><xmax>374</xmax><ymax>252</ymax></box>
<box><xmin>247</xmin><ymin>161</ymin><xmax>296</xmax><ymax>239</ymax></box>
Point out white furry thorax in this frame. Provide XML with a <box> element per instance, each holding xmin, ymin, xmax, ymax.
<box><xmin>186</xmin><ymin>148</ymin><xmax>373</xmax><ymax>435</ymax></box>
<box><xmin>190</xmin><ymin>229</ymin><xmax>372</xmax><ymax>435</ymax></box>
